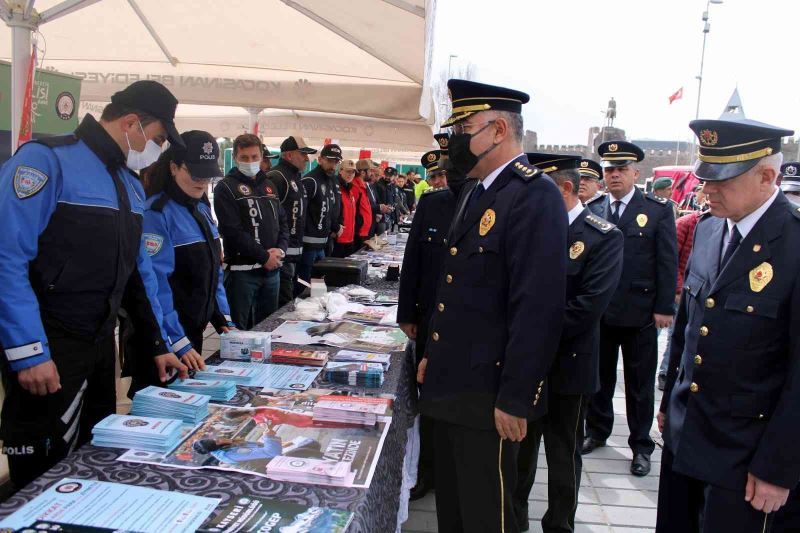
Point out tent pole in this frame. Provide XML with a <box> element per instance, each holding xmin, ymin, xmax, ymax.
<box><xmin>245</xmin><ymin>108</ymin><xmax>263</xmax><ymax>136</ymax></box>
<box><xmin>8</xmin><ymin>15</ymin><xmax>35</xmax><ymax>153</ymax></box>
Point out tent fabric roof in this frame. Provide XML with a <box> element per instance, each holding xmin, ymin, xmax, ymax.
<box><xmin>0</xmin><ymin>0</ymin><xmax>435</xmax><ymax>122</ymax></box>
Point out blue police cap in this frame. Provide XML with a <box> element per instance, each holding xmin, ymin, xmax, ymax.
<box><xmin>597</xmin><ymin>140</ymin><xmax>645</xmax><ymax>168</ymax></box>
<box><xmin>434</xmin><ymin>133</ymin><xmax>449</xmax><ymax>154</ymax></box>
<box><xmin>526</xmin><ymin>153</ymin><xmax>581</xmax><ymax>174</ymax></box>
<box><xmin>780</xmin><ymin>161</ymin><xmax>800</xmax><ymax>193</ymax></box>
<box><xmin>442</xmin><ymin>79</ymin><xmax>529</xmax><ymax>127</ymax></box>
<box><xmin>421</xmin><ymin>150</ymin><xmax>443</xmax><ymax>172</ymax></box>
<box><xmin>690</xmin><ymin>117</ymin><xmax>793</xmax><ymax>181</ymax></box>
<box><xmin>578</xmin><ymin>159</ymin><xmax>603</xmax><ymax>180</ymax></box>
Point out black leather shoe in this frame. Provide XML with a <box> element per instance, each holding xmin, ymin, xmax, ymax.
<box><xmin>409</xmin><ymin>474</ymin><xmax>432</xmax><ymax>501</ymax></box>
<box><xmin>581</xmin><ymin>437</ymin><xmax>606</xmax><ymax>455</ymax></box>
<box><xmin>630</xmin><ymin>453</ymin><xmax>651</xmax><ymax>476</ymax></box>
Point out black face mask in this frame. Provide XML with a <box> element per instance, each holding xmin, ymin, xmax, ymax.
<box><xmin>448</xmin><ymin>121</ymin><xmax>498</xmax><ymax>175</ymax></box>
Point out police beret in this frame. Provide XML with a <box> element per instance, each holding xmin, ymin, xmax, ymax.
<box><xmin>652</xmin><ymin>177</ymin><xmax>673</xmax><ymax>190</ymax></box>
<box><xmin>597</xmin><ymin>140</ymin><xmax>645</xmax><ymax>168</ymax></box>
<box><xmin>442</xmin><ymin>79</ymin><xmax>530</xmax><ymax>127</ymax></box>
<box><xmin>690</xmin><ymin>117</ymin><xmax>793</xmax><ymax>181</ymax></box>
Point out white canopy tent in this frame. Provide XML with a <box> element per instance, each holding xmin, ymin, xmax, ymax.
<box><xmin>0</xmin><ymin>0</ymin><xmax>436</xmax><ymax>151</ymax></box>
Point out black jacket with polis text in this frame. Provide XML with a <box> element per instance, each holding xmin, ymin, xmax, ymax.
<box><xmin>266</xmin><ymin>159</ymin><xmax>308</xmax><ymax>261</ymax></box>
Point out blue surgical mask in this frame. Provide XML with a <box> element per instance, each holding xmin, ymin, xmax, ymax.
<box><xmin>237</xmin><ymin>161</ymin><xmax>260</xmax><ymax>178</ymax></box>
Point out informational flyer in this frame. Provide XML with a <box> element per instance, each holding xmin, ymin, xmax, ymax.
<box><xmin>119</xmin><ymin>403</ymin><xmax>390</xmax><ymax>488</ymax></box>
<box><xmin>217</xmin><ymin>361</ymin><xmax>322</xmax><ymax>391</ymax></box>
<box><xmin>0</xmin><ymin>478</ymin><xmax>219</xmax><ymax>533</ymax></box>
<box><xmin>197</xmin><ymin>495</ymin><xmax>353</xmax><ymax>533</ymax></box>
<box><xmin>271</xmin><ymin>320</ymin><xmax>407</xmax><ymax>353</ymax></box>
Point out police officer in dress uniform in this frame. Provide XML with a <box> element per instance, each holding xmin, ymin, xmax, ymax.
<box><xmin>267</xmin><ymin>136</ymin><xmax>315</xmax><ymax>305</ymax></box>
<box><xmin>214</xmin><ymin>135</ymin><xmax>289</xmax><ymax>330</ymax></box>
<box><xmin>779</xmin><ymin>161</ymin><xmax>800</xmax><ymax>206</ymax></box>
<box><xmin>398</xmin><ymin>136</ymin><xmax>470</xmax><ymax>501</ymax></box>
<box><xmin>417</xmin><ymin>79</ymin><xmax>567</xmax><ymax>533</ymax></box>
<box><xmin>582</xmin><ymin>141</ymin><xmax>678</xmax><ymax>478</ymax></box>
<box><xmin>299</xmin><ymin>144</ymin><xmax>343</xmax><ymax>282</ymax></box>
<box><xmin>514</xmin><ymin>154</ymin><xmax>623</xmax><ymax>533</ymax></box>
<box><xmin>579</xmin><ymin>158</ymin><xmax>605</xmax><ymax>207</ymax></box>
<box><xmin>0</xmin><ymin>80</ymin><xmax>189</xmax><ymax>488</ymax></box>
<box><xmin>656</xmin><ymin>118</ymin><xmax>800</xmax><ymax>533</ymax></box>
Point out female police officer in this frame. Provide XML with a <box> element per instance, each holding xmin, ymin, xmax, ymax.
<box><xmin>129</xmin><ymin>131</ymin><xmax>235</xmax><ymax>391</ymax></box>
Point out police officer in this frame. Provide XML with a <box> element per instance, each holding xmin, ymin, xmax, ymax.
<box><xmin>299</xmin><ymin>144</ymin><xmax>342</xmax><ymax>282</ymax></box>
<box><xmin>0</xmin><ymin>80</ymin><xmax>189</xmax><ymax>488</ymax></box>
<box><xmin>579</xmin><ymin>158</ymin><xmax>605</xmax><ymax>207</ymax></box>
<box><xmin>398</xmin><ymin>139</ymin><xmax>468</xmax><ymax>501</ymax></box>
<box><xmin>514</xmin><ymin>154</ymin><xmax>623</xmax><ymax>533</ymax></box>
<box><xmin>267</xmin><ymin>136</ymin><xmax>315</xmax><ymax>305</ymax></box>
<box><xmin>131</xmin><ymin>132</ymin><xmax>237</xmax><ymax>392</ymax></box>
<box><xmin>653</xmin><ymin>177</ymin><xmax>680</xmax><ymax>218</ymax></box>
<box><xmin>779</xmin><ymin>161</ymin><xmax>800</xmax><ymax>206</ymax></box>
<box><xmin>260</xmin><ymin>144</ymin><xmax>275</xmax><ymax>174</ymax></box>
<box><xmin>417</xmin><ymin>79</ymin><xmax>567</xmax><ymax>533</ymax></box>
<box><xmin>657</xmin><ymin>118</ymin><xmax>800</xmax><ymax>533</ymax></box>
<box><xmin>213</xmin><ymin>134</ymin><xmax>289</xmax><ymax>330</ymax></box>
<box><xmin>582</xmin><ymin>141</ymin><xmax>677</xmax><ymax>478</ymax></box>
<box><xmin>399</xmin><ymin>172</ymin><xmax>417</xmax><ymax>212</ymax></box>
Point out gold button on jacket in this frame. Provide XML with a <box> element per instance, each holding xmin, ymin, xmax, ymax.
<box><xmin>700</xmin><ymin>326</ymin><xmax>709</xmax><ymax>336</ymax></box>
<box><xmin>690</xmin><ymin>382</ymin><xmax>699</xmax><ymax>393</ymax></box>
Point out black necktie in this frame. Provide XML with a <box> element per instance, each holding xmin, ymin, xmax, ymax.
<box><xmin>610</xmin><ymin>200</ymin><xmax>621</xmax><ymax>224</ymax></box>
<box><xmin>463</xmin><ymin>183</ymin><xmax>485</xmax><ymax>220</ymax></box>
<box><xmin>720</xmin><ymin>225</ymin><xmax>742</xmax><ymax>271</ymax></box>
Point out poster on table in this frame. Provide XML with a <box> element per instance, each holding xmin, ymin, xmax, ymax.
<box><xmin>118</xmin><ymin>403</ymin><xmax>390</xmax><ymax>488</ymax></box>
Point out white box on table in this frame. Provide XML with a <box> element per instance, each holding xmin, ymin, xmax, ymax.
<box><xmin>220</xmin><ymin>330</ymin><xmax>272</xmax><ymax>362</ymax></box>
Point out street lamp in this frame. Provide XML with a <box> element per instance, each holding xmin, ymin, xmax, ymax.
<box><xmin>695</xmin><ymin>0</ymin><xmax>724</xmax><ymax>120</ymax></box>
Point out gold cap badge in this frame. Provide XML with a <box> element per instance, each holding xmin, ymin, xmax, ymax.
<box><xmin>699</xmin><ymin>129</ymin><xmax>719</xmax><ymax>146</ymax></box>
<box><xmin>608</xmin><ymin>143</ymin><xmax>618</xmax><ymax>152</ymax></box>
<box><xmin>580</xmin><ymin>161</ymin><xmax>588</xmax><ymax>168</ymax></box>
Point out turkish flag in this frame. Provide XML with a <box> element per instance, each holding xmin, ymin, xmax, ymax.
<box><xmin>323</xmin><ymin>138</ymin><xmax>332</xmax><ymax>146</ymax></box>
<box><xmin>17</xmin><ymin>44</ymin><xmax>37</xmax><ymax>148</ymax></box>
<box><xmin>668</xmin><ymin>87</ymin><xmax>683</xmax><ymax>105</ymax></box>
<box><xmin>380</xmin><ymin>160</ymin><xmax>389</xmax><ymax>169</ymax></box>
<box><xmin>359</xmin><ymin>149</ymin><xmax>371</xmax><ymax>160</ymax></box>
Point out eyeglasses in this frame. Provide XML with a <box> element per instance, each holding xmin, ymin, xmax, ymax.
<box><xmin>452</xmin><ymin>119</ymin><xmax>496</xmax><ymax>135</ymax></box>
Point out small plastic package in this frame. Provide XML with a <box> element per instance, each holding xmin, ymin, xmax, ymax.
<box><xmin>220</xmin><ymin>330</ymin><xmax>272</xmax><ymax>363</ymax></box>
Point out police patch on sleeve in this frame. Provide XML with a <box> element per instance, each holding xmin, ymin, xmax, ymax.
<box><xmin>143</xmin><ymin>233</ymin><xmax>164</xmax><ymax>256</ymax></box>
<box><xmin>13</xmin><ymin>166</ymin><xmax>49</xmax><ymax>199</ymax></box>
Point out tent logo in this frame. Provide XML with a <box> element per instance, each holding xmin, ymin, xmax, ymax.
<box><xmin>294</xmin><ymin>78</ymin><xmax>313</xmax><ymax>99</ymax></box>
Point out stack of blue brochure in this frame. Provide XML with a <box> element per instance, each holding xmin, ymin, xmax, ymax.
<box><xmin>131</xmin><ymin>386</ymin><xmax>210</xmax><ymax>424</ymax></box>
<box><xmin>92</xmin><ymin>414</ymin><xmax>182</xmax><ymax>453</ymax></box>
<box><xmin>167</xmin><ymin>378</ymin><xmax>237</xmax><ymax>401</ymax></box>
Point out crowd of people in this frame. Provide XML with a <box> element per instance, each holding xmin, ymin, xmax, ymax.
<box><xmin>0</xmin><ymin>75</ymin><xmax>799</xmax><ymax>533</ymax></box>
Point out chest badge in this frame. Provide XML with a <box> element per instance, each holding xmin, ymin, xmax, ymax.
<box><xmin>238</xmin><ymin>184</ymin><xmax>251</xmax><ymax>195</ymax></box>
<box><xmin>569</xmin><ymin>241</ymin><xmax>585</xmax><ymax>260</ymax></box>
<box><xmin>636</xmin><ymin>214</ymin><xmax>648</xmax><ymax>227</ymax></box>
<box><xmin>749</xmin><ymin>262</ymin><xmax>773</xmax><ymax>293</ymax></box>
<box><xmin>479</xmin><ymin>209</ymin><xmax>496</xmax><ymax>236</ymax></box>
<box><xmin>291</xmin><ymin>180</ymin><xmax>299</xmax><ymax>192</ymax></box>
<box><xmin>265</xmin><ymin>186</ymin><xmax>273</xmax><ymax>194</ymax></box>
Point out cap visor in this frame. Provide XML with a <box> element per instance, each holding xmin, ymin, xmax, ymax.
<box><xmin>780</xmin><ymin>182</ymin><xmax>800</xmax><ymax>193</ymax></box>
<box><xmin>694</xmin><ymin>159</ymin><xmax>759</xmax><ymax>182</ymax></box>
<box><xmin>300</xmin><ymin>148</ymin><xmax>318</xmax><ymax>154</ymax></box>
<box><xmin>601</xmin><ymin>160</ymin><xmax>634</xmax><ymax>169</ymax></box>
<box><xmin>164</xmin><ymin>121</ymin><xmax>185</xmax><ymax>149</ymax></box>
<box><xmin>185</xmin><ymin>160</ymin><xmax>221</xmax><ymax>181</ymax></box>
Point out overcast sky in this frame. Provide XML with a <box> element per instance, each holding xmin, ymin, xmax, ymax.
<box><xmin>431</xmin><ymin>0</ymin><xmax>800</xmax><ymax>146</ymax></box>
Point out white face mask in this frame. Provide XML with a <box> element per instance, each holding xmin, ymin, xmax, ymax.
<box><xmin>125</xmin><ymin>121</ymin><xmax>162</xmax><ymax>171</ymax></box>
<box><xmin>237</xmin><ymin>161</ymin><xmax>260</xmax><ymax>178</ymax></box>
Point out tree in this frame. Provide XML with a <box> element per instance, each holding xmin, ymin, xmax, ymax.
<box><xmin>432</xmin><ymin>61</ymin><xmax>477</xmax><ymax>127</ymax></box>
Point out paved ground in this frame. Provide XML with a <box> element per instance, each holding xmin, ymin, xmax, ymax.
<box><xmin>402</xmin><ymin>331</ymin><xmax>669</xmax><ymax>533</ymax></box>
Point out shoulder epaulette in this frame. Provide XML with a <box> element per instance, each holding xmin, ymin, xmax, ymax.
<box><xmin>31</xmin><ymin>134</ymin><xmax>79</xmax><ymax>149</ymax></box>
<box><xmin>584</xmin><ymin>212</ymin><xmax>616</xmax><ymax>233</ymax></box>
<box><xmin>512</xmin><ymin>160</ymin><xmax>541</xmax><ymax>181</ymax></box>
<box><xmin>422</xmin><ymin>186</ymin><xmax>448</xmax><ymax>195</ymax></box>
<box><xmin>586</xmin><ymin>192</ymin><xmax>606</xmax><ymax>205</ymax></box>
<box><xmin>646</xmin><ymin>193</ymin><xmax>669</xmax><ymax>205</ymax></box>
<box><xmin>791</xmin><ymin>205</ymin><xmax>800</xmax><ymax>221</ymax></box>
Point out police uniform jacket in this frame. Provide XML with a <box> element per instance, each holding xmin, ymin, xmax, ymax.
<box><xmin>301</xmin><ymin>165</ymin><xmax>340</xmax><ymax>250</ymax></box>
<box><xmin>397</xmin><ymin>187</ymin><xmax>457</xmax><ymax>353</ymax></box>
<box><xmin>0</xmin><ymin>115</ymin><xmax>171</xmax><ymax>371</ymax></box>
<box><xmin>419</xmin><ymin>156</ymin><xmax>567</xmax><ymax>429</ymax></box>
<box><xmin>551</xmin><ymin>209</ymin><xmax>623</xmax><ymax>395</ymax></box>
<box><xmin>144</xmin><ymin>180</ymin><xmax>235</xmax><ymax>356</ymax></box>
<box><xmin>661</xmin><ymin>192</ymin><xmax>800</xmax><ymax>491</ymax></box>
<box><xmin>266</xmin><ymin>159</ymin><xmax>307</xmax><ymax>261</ymax></box>
<box><xmin>213</xmin><ymin>168</ymin><xmax>289</xmax><ymax>269</ymax></box>
<box><xmin>402</xmin><ymin>184</ymin><xmax>416</xmax><ymax>211</ymax></box>
<box><xmin>600</xmin><ymin>188</ymin><xmax>678</xmax><ymax>327</ymax></box>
